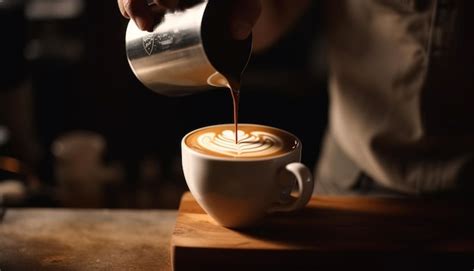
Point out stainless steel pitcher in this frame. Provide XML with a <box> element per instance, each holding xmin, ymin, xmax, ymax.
<box><xmin>125</xmin><ymin>0</ymin><xmax>252</xmax><ymax>96</ymax></box>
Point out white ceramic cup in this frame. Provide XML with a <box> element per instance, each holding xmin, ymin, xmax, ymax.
<box><xmin>181</xmin><ymin>124</ymin><xmax>314</xmax><ymax>228</ymax></box>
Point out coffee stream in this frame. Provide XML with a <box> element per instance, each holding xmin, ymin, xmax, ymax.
<box><xmin>227</xmin><ymin>78</ymin><xmax>240</xmax><ymax>144</ymax></box>
<box><xmin>206</xmin><ymin>72</ymin><xmax>241</xmax><ymax>144</ymax></box>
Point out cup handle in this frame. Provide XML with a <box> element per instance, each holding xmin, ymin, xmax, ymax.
<box><xmin>267</xmin><ymin>162</ymin><xmax>314</xmax><ymax>213</ymax></box>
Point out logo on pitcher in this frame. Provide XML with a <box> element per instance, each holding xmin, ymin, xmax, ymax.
<box><xmin>143</xmin><ymin>32</ymin><xmax>176</xmax><ymax>55</ymax></box>
<box><xmin>143</xmin><ymin>34</ymin><xmax>155</xmax><ymax>56</ymax></box>
<box><xmin>157</xmin><ymin>33</ymin><xmax>174</xmax><ymax>50</ymax></box>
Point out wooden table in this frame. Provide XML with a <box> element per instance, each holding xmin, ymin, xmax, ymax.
<box><xmin>172</xmin><ymin>193</ymin><xmax>474</xmax><ymax>271</ymax></box>
<box><xmin>0</xmin><ymin>209</ymin><xmax>177</xmax><ymax>270</ymax></box>
<box><xmin>1</xmin><ymin>194</ymin><xmax>473</xmax><ymax>271</ymax></box>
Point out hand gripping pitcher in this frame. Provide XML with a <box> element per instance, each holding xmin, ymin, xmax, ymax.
<box><xmin>125</xmin><ymin>0</ymin><xmax>252</xmax><ymax>96</ymax></box>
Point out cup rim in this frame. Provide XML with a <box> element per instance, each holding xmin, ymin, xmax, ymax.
<box><xmin>181</xmin><ymin>123</ymin><xmax>301</xmax><ymax>162</ymax></box>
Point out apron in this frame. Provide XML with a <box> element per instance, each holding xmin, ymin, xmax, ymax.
<box><xmin>316</xmin><ymin>0</ymin><xmax>474</xmax><ymax>195</ymax></box>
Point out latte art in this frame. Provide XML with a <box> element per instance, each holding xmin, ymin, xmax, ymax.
<box><xmin>185</xmin><ymin>124</ymin><xmax>299</xmax><ymax>159</ymax></box>
<box><xmin>197</xmin><ymin>130</ymin><xmax>283</xmax><ymax>158</ymax></box>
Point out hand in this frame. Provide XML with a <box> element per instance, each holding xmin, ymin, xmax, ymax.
<box><xmin>117</xmin><ymin>0</ymin><xmax>261</xmax><ymax>40</ymax></box>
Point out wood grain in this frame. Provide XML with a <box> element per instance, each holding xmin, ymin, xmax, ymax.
<box><xmin>171</xmin><ymin>192</ymin><xmax>474</xmax><ymax>270</ymax></box>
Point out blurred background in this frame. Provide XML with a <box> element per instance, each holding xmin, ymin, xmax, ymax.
<box><xmin>0</xmin><ymin>0</ymin><xmax>328</xmax><ymax>209</ymax></box>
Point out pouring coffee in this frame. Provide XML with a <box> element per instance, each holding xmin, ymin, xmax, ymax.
<box><xmin>125</xmin><ymin>0</ymin><xmax>251</xmax><ymax>142</ymax></box>
<box><xmin>124</xmin><ymin>1</ymin><xmax>315</xmax><ymax>228</ymax></box>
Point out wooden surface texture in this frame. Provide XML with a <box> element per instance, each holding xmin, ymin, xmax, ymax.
<box><xmin>172</xmin><ymin>192</ymin><xmax>474</xmax><ymax>270</ymax></box>
<box><xmin>0</xmin><ymin>209</ymin><xmax>177</xmax><ymax>270</ymax></box>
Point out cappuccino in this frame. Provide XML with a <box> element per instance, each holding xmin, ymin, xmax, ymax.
<box><xmin>184</xmin><ymin>124</ymin><xmax>299</xmax><ymax>159</ymax></box>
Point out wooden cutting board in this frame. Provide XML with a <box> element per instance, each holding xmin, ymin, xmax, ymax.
<box><xmin>171</xmin><ymin>192</ymin><xmax>474</xmax><ymax>271</ymax></box>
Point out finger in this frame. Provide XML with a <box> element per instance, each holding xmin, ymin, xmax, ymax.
<box><xmin>151</xmin><ymin>9</ymin><xmax>167</xmax><ymax>26</ymax></box>
<box><xmin>230</xmin><ymin>0</ymin><xmax>262</xmax><ymax>40</ymax></box>
<box><xmin>117</xmin><ymin>0</ymin><xmax>130</xmax><ymax>18</ymax></box>
<box><xmin>122</xmin><ymin>0</ymin><xmax>155</xmax><ymax>31</ymax></box>
<box><xmin>150</xmin><ymin>4</ymin><xmax>167</xmax><ymax>14</ymax></box>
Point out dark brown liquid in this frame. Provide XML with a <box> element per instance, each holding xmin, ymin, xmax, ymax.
<box><xmin>228</xmin><ymin>78</ymin><xmax>240</xmax><ymax>144</ymax></box>
<box><xmin>206</xmin><ymin>73</ymin><xmax>241</xmax><ymax>144</ymax></box>
<box><xmin>200</xmin><ymin>0</ymin><xmax>251</xmax><ymax>145</ymax></box>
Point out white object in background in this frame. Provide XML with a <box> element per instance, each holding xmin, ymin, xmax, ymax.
<box><xmin>26</xmin><ymin>0</ymin><xmax>84</xmax><ymax>20</ymax></box>
<box><xmin>52</xmin><ymin>131</ymin><xmax>123</xmax><ymax>207</ymax></box>
<box><xmin>0</xmin><ymin>180</ymin><xmax>26</xmax><ymax>203</ymax></box>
